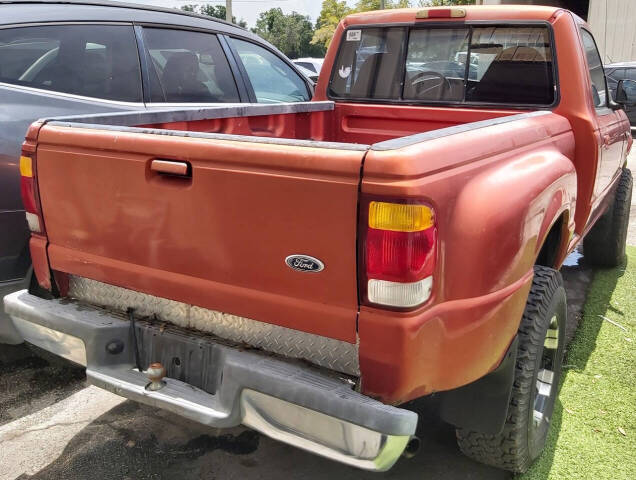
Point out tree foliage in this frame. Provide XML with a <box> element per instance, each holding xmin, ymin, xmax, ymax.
<box><xmin>312</xmin><ymin>1</ymin><xmax>353</xmax><ymax>50</ymax></box>
<box><xmin>180</xmin><ymin>4</ymin><xmax>247</xmax><ymax>28</ymax></box>
<box><xmin>418</xmin><ymin>0</ymin><xmax>475</xmax><ymax>5</ymax></box>
<box><xmin>312</xmin><ymin>0</ymin><xmax>411</xmax><ymax>50</ymax></box>
<box><xmin>356</xmin><ymin>0</ymin><xmax>410</xmax><ymax>10</ymax></box>
<box><xmin>182</xmin><ymin>0</ymin><xmax>476</xmax><ymax>58</ymax></box>
<box><xmin>251</xmin><ymin>8</ymin><xmax>325</xmax><ymax>59</ymax></box>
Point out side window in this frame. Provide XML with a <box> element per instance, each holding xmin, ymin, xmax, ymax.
<box><xmin>0</xmin><ymin>24</ymin><xmax>142</xmax><ymax>102</ymax></box>
<box><xmin>296</xmin><ymin>62</ymin><xmax>316</xmax><ymax>73</ymax></box>
<box><xmin>628</xmin><ymin>69</ymin><xmax>636</xmax><ymax>81</ymax></box>
<box><xmin>229</xmin><ymin>38</ymin><xmax>310</xmax><ymax>103</ymax></box>
<box><xmin>581</xmin><ymin>29</ymin><xmax>608</xmax><ymax>109</ymax></box>
<box><xmin>143</xmin><ymin>28</ymin><xmax>239</xmax><ymax>103</ymax></box>
<box><xmin>607</xmin><ymin>68</ymin><xmax>624</xmax><ymax>80</ymax></box>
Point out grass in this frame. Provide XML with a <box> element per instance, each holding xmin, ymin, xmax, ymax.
<box><xmin>519</xmin><ymin>246</ymin><xmax>636</xmax><ymax>479</ymax></box>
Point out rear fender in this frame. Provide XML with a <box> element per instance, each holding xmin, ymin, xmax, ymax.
<box><xmin>358</xmin><ymin>116</ymin><xmax>577</xmax><ymax>402</ymax></box>
<box><xmin>448</xmin><ymin>149</ymin><xmax>576</xmax><ymax>295</ymax></box>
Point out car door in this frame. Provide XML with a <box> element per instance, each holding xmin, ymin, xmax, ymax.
<box><xmin>580</xmin><ymin>29</ymin><xmax>625</xmax><ymax>199</ymax></box>
<box><xmin>0</xmin><ymin>23</ymin><xmax>144</xmax><ymax>284</ymax></box>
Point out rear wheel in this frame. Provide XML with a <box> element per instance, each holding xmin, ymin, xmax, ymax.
<box><xmin>456</xmin><ymin>266</ymin><xmax>566</xmax><ymax>473</ymax></box>
<box><xmin>584</xmin><ymin>168</ymin><xmax>632</xmax><ymax>267</ymax></box>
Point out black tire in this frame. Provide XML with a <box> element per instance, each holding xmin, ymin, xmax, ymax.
<box><xmin>584</xmin><ymin>168</ymin><xmax>633</xmax><ymax>267</ymax></box>
<box><xmin>456</xmin><ymin>266</ymin><xmax>566</xmax><ymax>473</ymax></box>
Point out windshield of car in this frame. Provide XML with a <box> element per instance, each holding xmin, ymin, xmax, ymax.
<box><xmin>329</xmin><ymin>25</ymin><xmax>555</xmax><ymax>106</ymax></box>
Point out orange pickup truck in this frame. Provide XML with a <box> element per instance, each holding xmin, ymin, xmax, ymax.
<box><xmin>3</xmin><ymin>5</ymin><xmax>634</xmax><ymax>473</ymax></box>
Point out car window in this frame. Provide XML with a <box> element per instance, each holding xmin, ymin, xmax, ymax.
<box><xmin>229</xmin><ymin>38</ymin><xmax>310</xmax><ymax>103</ymax></box>
<box><xmin>143</xmin><ymin>28</ymin><xmax>239</xmax><ymax>103</ymax></box>
<box><xmin>607</xmin><ymin>68</ymin><xmax>624</xmax><ymax>80</ymax></box>
<box><xmin>0</xmin><ymin>25</ymin><xmax>142</xmax><ymax>102</ymax></box>
<box><xmin>581</xmin><ymin>29</ymin><xmax>608</xmax><ymax>109</ymax></box>
<box><xmin>623</xmin><ymin>78</ymin><xmax>636</xmax><ymax>96</ymax></box>
<box><xmin>628</xmin><ymin>69</ymin><xmax>636</xmax><ymax>81</ymax></box>
<box><xmin>295</xmin><ymin>61</ymin><xmax>317</xmax><ymax>73</ymax></box>
<box><xmin>330</xmin><ymin>25</ymin><xmax>554</xmax><ymax>106</ymax></box>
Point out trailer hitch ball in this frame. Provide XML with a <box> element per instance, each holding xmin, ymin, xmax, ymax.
<box><xmin>146</xmin><ymin>362</ymin><xmax>166</xmax><ymax>391</ymax></box>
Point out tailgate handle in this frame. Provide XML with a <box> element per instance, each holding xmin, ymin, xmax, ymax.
<box><xmin>151</xmin><ymin>159</ymin><xmax>191</xmax><ymax>177</ymax></box>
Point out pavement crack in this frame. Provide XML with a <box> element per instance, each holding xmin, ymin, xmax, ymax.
<box><xmin>0</xmin><ymin>419</ymin><xmax>94</xmax><ymax>443</ymax></box>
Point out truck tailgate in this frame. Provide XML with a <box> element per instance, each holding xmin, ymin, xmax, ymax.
<box><xmin>34</xmin><ymin>124</ymin><xmax>366</xmax><ymax>343</ymax></box>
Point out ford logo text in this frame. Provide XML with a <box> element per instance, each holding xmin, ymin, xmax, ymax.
<box><xmin>285</xmin><ymin>255</ymin><xmax>325</xmax><ymax>273</ymax></box>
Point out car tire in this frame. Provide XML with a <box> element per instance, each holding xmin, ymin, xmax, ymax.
<box><xmin>455</xmin><ymin>266</ymin><xmax>566</xmax><ymax>473</ymax></box>
<box><xmin>584</xmin><ymin>168</ymin><xmax>633</xmax><ymax>267</ymax></box>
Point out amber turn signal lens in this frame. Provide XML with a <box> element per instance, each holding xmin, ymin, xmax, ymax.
<box><xmin>20</xmin><ymin>156</ymin><xmax>33</xmax><ymax>177</ymax></box>
<box><xmin>368</xmin><ymin>202</ymin><xmax>434</xmax><ymax>232</ymax></box>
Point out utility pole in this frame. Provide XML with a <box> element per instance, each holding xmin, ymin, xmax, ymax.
<box><xmin>226</xmin><ymin>0</ymin><xmax>232</xmax><ymax>23</ymax></box>
<box><xmin>380</xmin><ymin>0</ymin><xmax>385</xmax><ymax>9</ymax></box>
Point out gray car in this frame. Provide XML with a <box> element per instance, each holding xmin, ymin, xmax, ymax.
<box><xmin>0</xmin><ymin>0</ymin><xmax>313</xmax><ymax>338</ymax></box>
<box><xmin>605</xmin><ymin>62</ymin><xmax>636</xmax><ymax>127</ymax></box>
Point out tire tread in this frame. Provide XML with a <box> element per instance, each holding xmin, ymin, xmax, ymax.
<box><xmin>584</xmin><ymin>168</ymin><xmax>633</xmax><ymax>267</ymax></box>
<box><xmin>455</xmin><ymin>266</ymin><xmax>564</xmax><ymax>473</ymax></box>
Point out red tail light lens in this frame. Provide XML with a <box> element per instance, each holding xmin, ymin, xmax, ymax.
<box><xmin>20</xmin><ymin>175</ymin><xmax>38</xmax><ymax>214</ymax></box>
<box><xmin>19</xmin><ymin>155</ymin><xmax>43</xmax><ymax>233</ymax></box>
<box><xmin>362</xmin><ymin>200</ymin><xmax>437</xmax><ymax>308</ymax></box>
<box><xmin>366</xmin><ymin>228</ymin><xmax>436</xmax><ymax>283</ymax></box>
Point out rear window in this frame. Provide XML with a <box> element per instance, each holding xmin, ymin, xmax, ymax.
<box><xmin>329</xmin><ymin>25</ymin><xmax>555</xmax><ymax>106</ymax></box>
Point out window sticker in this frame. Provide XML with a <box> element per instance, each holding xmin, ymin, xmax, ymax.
<box><xmin>338</xmin><ymin>66</ymin><xmax>351</xmax><ymax>78</ymax></box>
<box><xmin>346</xmin><ymin>29</ymin><xmax>361</xmax><ymax>41</ymax></box>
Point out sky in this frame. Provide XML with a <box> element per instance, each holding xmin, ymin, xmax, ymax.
<box><xmin>116</xmin><ymin>1</ymin><xmax>356</xmax><ymax>28</ymax></box>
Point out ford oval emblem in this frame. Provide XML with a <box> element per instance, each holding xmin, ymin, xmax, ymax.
<box><xmin>285</xmin><ymin>255</ymin><xmax>325</xmax><ymax>273</ymax></box>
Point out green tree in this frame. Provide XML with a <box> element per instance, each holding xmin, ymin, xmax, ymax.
<box><xmin>355</xmin><ymin>0</ymin><xmax>411</xmax><ymax>10</ymax></box>
<box><xmin>252</xmin><ymin>8</ymin><xmax>325</xmax><ymax>59</ymax></box>
<box><xmin>180</xmin><ymin>4</ymin><xmax>247</xmax><ymax>28</ymax></box>
<box><xmin>312</xmin><ymin>0</ymin><xmax>411</xmax><ymax>51</ymax></box>
<box><xmin>418</xmin><ymin>0</ymin><xmax>475</xmax><ymax>5</ymax></box>
<box><xmin>312</xmin><ymin>0</ymin><xmax>353</xmax><ymax>50</ymax></box>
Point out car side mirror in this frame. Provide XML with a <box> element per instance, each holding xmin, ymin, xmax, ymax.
<box><xmin>615</xmin><ymin>79</ymin><xmax>636</xmax><ymax>107</ymax></box>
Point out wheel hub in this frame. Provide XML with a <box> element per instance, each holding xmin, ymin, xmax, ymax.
<box><xmin>533</xmin><ymin>314</ymin><xmax>559</xmax><ymax>427</ymax></box>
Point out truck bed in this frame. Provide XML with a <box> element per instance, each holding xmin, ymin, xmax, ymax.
<box><xmin>26</xmin><ymin>101</ymin><xmax>574</xmax><ymax>393</ymax></box>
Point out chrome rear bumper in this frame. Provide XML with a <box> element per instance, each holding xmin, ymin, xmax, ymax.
<box><xmin>2</xmin><ymin>290</ymin><xmax>417</xmax><ymax>471</ymax></box>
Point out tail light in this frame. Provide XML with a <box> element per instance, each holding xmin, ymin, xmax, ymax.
<box><xmin>361</xmin><ymin>199</ymin><xmax>437</xmax><ymax>308</ymax></box>
<box><xmin>19</xmin><ymin>154</ymin><xmax>44</xmax><ymax>233</ymax></box>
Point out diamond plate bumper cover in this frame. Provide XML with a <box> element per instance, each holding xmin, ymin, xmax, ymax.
<box><xmin>3</xmin><ymin>290</ymin><xmax>417</xmax><ymax>471</ymax></box>
<box><xmin>67</xmin><ymin>276</ymin><xmax>360</xmax><ymax>376</ymax></box>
